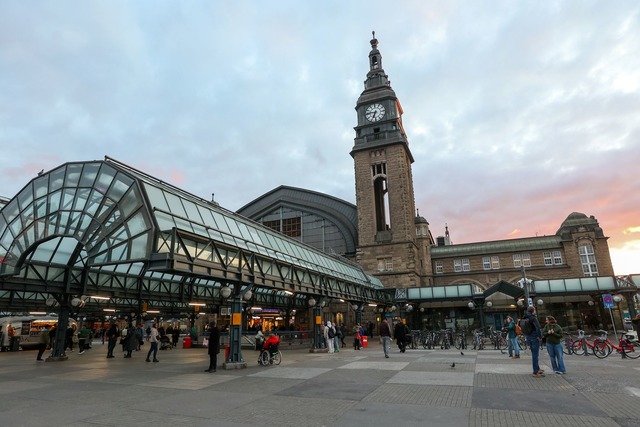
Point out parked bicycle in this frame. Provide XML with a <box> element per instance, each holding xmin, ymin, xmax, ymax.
<box><xmin>592</xmin><ymin>330</ymin><xmax>640</xmax><ymax>359</ymax></box>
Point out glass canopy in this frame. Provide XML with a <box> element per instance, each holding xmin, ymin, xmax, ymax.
<box><xmin>0</xmin><ymin>158</ymin><xmax>384</xmax><ymax>312</ymax></box>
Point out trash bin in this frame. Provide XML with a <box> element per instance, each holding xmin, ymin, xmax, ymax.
<box><xmin>10</xmin><ymin>336</ymin><xmax>20</xmax><ymax>352</ymax></box>
<box><xmin>225</xmin><ymin>344</ymin><xmax>230</xmax><ymax>360</ymax></box>
<box><xmin>182</xmin><ymin>337</ymin><xmax>192</xmax><ymax>349</ymax></box>
<box><xmin>361</xmin><ymin>336</ymin><xmax>368</xmax><ymax>348</ymax></box>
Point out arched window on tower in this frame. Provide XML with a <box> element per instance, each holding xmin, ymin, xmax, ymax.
<box><xmin>371</xmin><ymin>55</ymin><xmax>379</xmax><ymax>69</ymax></box>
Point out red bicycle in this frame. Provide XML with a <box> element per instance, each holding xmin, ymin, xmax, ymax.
<box><xmin>563</xmin><ymin>330</ymin><xmax>611</xmax><ymax>357</ymax></box>
<box><xmin>592</xmin><ymin>330</ymin><xmax>640</xmax><ymax>359</ymax></box>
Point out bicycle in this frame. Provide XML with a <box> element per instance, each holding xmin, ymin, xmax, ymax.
<box><xmin>562</xmin><ymin>330</ymin><xmax>610</xmax><ymax>356</ymax></box>
<box><xmin>592</xmin><ymin>330</ymin><xmax>640</xmax><ymax>359</ymax></box>
<box><xmin>453</xmin><ymin>330</ymin><xmax>467</xmax><ymax>350</ymax></box>
<box><xmin>258</xmin><ymin>343</ymin><xmax>282</xmax><ymax>366</ymax></box>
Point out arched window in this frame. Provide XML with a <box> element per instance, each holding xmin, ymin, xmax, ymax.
<box><xmin>578</xmin><ymin>243</ymin><xmax>598</xmax><ymax>276</ymax></box>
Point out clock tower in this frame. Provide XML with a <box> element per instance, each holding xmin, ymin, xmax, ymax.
<box><xmin>351</xmin><ymin>32</ymin><xmax>428</xmax><ymax>288</ymax></box>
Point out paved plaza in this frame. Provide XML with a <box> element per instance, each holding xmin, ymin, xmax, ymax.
<box><xmin>1</xmin><ymin>340</ymin><xmax>639</xmax><ymax>427</ymax></box>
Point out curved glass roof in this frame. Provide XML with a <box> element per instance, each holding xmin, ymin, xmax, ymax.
<box><xmin>0</xmin><ymin>158</ymin><xmax>382</xmax><ymax>312</ymax></box>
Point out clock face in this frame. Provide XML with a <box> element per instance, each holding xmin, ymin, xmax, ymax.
<box><xmin>365</xmin><ymin>103</ymin><xmax>386</xmax><ymax>122</ymax></box>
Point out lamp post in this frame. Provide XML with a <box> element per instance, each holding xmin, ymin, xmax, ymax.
<box><xmin>518</xmin><ymin>266</ymin><xmax>534</xmax><ymax>308</ymax></box>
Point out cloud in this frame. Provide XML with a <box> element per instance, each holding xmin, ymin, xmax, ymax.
<box><xmin>0</xmin><ymin>1</ymin><xmax>639</xmax><ymax>274</ymax></box>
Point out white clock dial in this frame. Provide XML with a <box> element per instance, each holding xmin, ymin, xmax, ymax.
<box><xmin>365</xmin><ymin>103</ymin><xmax>386</xmax><ymax>122</ymax></box>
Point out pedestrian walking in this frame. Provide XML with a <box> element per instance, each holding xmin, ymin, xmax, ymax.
<box><xmin>379</xmin><ymin>318</ymin><xmax>391</xmax><ymax>358</ymax></box>
<box><xmin>505</xmin><ymin>316</ymin><xmax>520</xmax><ymax>359</ymax></box>
<box><xmin>145</xmin><ymin>323</ymin><xmax>159</xmax><ymax>363</ymax></box>
<box><xmin>36</xmin><ymin>326</ymin><xmax>49</xmax><ymax>361</ymax></box>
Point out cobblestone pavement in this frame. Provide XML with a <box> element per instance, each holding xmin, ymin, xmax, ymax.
<box><xmin>0</xmin><ymin>340</ymin><xmax>639</xmax><ymax>426</ymax></box>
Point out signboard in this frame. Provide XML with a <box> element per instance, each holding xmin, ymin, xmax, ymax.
<box><xmin>602</xmin><ymin>294</ymin><xmax>614</xmax><ymax>309</ymax></box>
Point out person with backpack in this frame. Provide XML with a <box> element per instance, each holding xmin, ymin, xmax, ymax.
<box><xmin>505</xmin><ymin>316</ymin><xmax>520</xmax><ymax>359</ymax></box>
<box><xmin>521</xmin><ymin>306</ymin><xmax>544</xmax><ymax>377</ymax></box>
<box><xmin>324</xmin><ymin>321</ymin><xmax>335</xmax><ymax>353</ymax></box>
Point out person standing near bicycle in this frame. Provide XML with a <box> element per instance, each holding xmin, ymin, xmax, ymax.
<box><xmin>542</xmin><ymin>316</ymin><xmax>566</xmax><ymax>374</ymax></box>
<box><xmin>505</xmin><ymin>316</ymin><xmax>520</xmax><ymax>359</ymax></box>
<box><xmin>205</xmin><ymin>321</ymin><xmax>220</xmax><ymax>373</ymax></box>
<box><xmin>523</xmin><ymin>306</ymin><xmax>544</xmax><ymax>377</ymax></box>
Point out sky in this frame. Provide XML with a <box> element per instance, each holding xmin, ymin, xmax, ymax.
<box><xmin>1</xmin><ymin>1</ymin><xmax>639</xmax><ymax>275</ymax></box>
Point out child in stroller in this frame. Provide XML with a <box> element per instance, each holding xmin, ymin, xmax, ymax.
<box><xmin>159</xmin><ymin>334</ymin><xmax>172</xmax><ymax>350</ymax></box>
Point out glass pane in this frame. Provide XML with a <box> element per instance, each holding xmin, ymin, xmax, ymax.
<box><xmin>17</xmin><ymin>187</ymin><xmax>34</xmax><ymax>212</ymax></box>
<box><xmin>73</xmin><ymin>188</ymin><xmax>91</xmax><ymax>212</ymax></box>
<box><xmin>130</xmin><ymin>234</ymin><xmax>148</xmax><ymax>259</ymax></box>
<box><xmin>432</xmin><ymin>287</ymin><xmax>446</xmax><ymax>298</ymax></box>
<box><xmin>31</xmin><ymin>238</ymin><xmax>58</xmax><ymax>262</ymax></box>
<box><xmin>79</xmin><ymin>163</ymin><xmax>100</xmax><ymax>188</ymax></box>
<box><xmin>164</xmin><ymin>192</ymin><xmax>187</xmax><ymax>217</ymax></box>
<box><xmin>48</xmin><ymin>189</ymin><xmax>62</xmax><ymax>213</ymax></box>
<box><xmin>419</xmin><ymin>288</ymin><xmax>433</xmax><ymax>299</ymax></box>
<box><xmin>120</xmin><ymin>187</ymin><xmax>140</xmax><ymax>218</ymax></box>
<box><xmin>33</xmin><ymin>175</ymin><xmax>49</xmax><ymax>199</ymax></box>
<box><xmin>61</xmin><ymin>188</ymin><xmax>76</xmax><ymax>210</ymax></box>
<box><xmin>144</xmin><ymin>184</ymin><xmax>170</xmax><ymax>212</ymax></box>
<box><xmin>155</xmin><ymin>213</ymin><xmax>176</xmax><ymax>231</ymax></box>
<box><xmin>49</xmin><ymin>166</ymin><xmax>66</xmax><ymax>192</ymax></box>
<box><xmin>564</xmin><ymin>278</ymin><xmax>581</xmax><ymax>291</ymax></box>
<box><xmin>51</xmin><ymin>238</ymin><xmax>76</xmax><ymax>264</ymax></box>
<box><xmin>33</xmin><ymin>197</ymin><xmax>46</xmax><ymax>219</ymax></box>
<box><xmin>2</xmin><ymin>199</ymin><xmax>20</xmax><ymax>223</ymax></box>
<box><xmin>197</xmin><ymin>205</ymin><xmax>216</xmax><ymax>228</ymax></box>
<box><xmin>182</xmin><ymin>200</ymin><xmax>203</xmax><ymax>223</ymax></box>
<box><xmin>95</xmin><ymin>165</ymin><xmax>117</xmax><ymax>196</ymax></box>
<box><xmin>211</xmin><ymin>211</ymin><xmax>230</xmax><ymax>233</ymax></box>
<box><xmin>65</xmin><ymin>164</ymin><xmax>82</xmax><ymax>187</ymax></box>
<box><xmin>126</xmin><ymin>211</ymin><xmax>149</xmax><ymax>236</ymax></box>
<box><xmin>106</xmin><ymin>173</ymin><xmax>134</xmax><ymax>203</ymax></box>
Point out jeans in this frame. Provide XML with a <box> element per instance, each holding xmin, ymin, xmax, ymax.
<box><xmin>527</xmin><ymin>337</ymin><xmax>540</xmax><ymax>374</ymax></box>
<box><xmin>508</xmin><ymin>337</ymin><xmax>520</xmax><ymax>356</ymax></box>
<box><xmin>546</xmin><ymin>342</ymin><xmax>566</xmax><ymax>373</ymax></box>
<box><xmin>334</xmin><ymin>337</ymin><xmax>340</xmax><ymax>352</ymax></box>
<box><xmin>381</xmin><ymin>336</ymin><xmax>391</xmax><ymax>357</ymax></box>
<box><xmin>146</xmin><ymin>342</ymin><xmax>158</xmax><ymax>361</ymax></box>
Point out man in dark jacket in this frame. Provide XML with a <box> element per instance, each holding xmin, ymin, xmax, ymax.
<box><xmin>393</xmin><ymin>321</ymin><xmax>408</xmax><ymax>353</ymax></box>
<box><xmin>524</xmin><ymin>306</ymin><xmax>544</xmax><ymax>377</ymax></box>
<box><xmin>205</xmin><ymin>321</ymin><xmax>220</xmax><ymax>373</ymax></box>
<box><xmin>106</xmin><ymin>322</ymin><xmax>119</xmax><ymax>359</ymax></box>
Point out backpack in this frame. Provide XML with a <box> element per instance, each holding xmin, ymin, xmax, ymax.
<box><xmin>515</xmin><ymin>323</ymin><xmax>523</xmax><ymax>335</ymax></box>
<box><xmin>519</xmin><ymin>318</ymin><xmax>533</xmax><ymax>335</ymax></box>
<box><xmin>328</xmin><ymin>326</ymin><xmax>336</xmax><ymax>338</ymax></box>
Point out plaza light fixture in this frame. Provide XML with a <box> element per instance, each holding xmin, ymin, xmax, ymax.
<box><xmin>220</xmin><ymin>286</ymin><xmax>233</xmax><ymax>298</ymax></box>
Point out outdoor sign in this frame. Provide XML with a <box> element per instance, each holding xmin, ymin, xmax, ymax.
<box><xmin>602</xmin><ymin>294</ymin><xmax>614</xmax><ymax>309</ymax></box>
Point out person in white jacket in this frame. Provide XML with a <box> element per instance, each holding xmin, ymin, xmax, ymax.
<box><xmin>324</xmin><ymin>321</ymin><xmax>335</xmax><ymax>353</ymax></box>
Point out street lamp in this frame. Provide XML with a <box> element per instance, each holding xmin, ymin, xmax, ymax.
<box><xmin>518</xmin><ymin>266</ymin><xmax>533</xmax><ymax>307</ymax></box>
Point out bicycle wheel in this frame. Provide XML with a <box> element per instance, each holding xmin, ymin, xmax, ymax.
<box><xmin>572</xmin><ymin>340</ymin><xmax>586</xmax><ymax>356</ymax></box>
<box><xmin>259</xmin><ymin>350</ymin><xmax>269</xmax><ymax>365</ymax></box>
<box><xmin>592</xmin><ymin>340</ymin><xmax>611</xmax><ymax>358</ymax></box>
<box><xmin>454</xmin><ymin>337</ymin><xmax>462</xmax><ymax>350</ymax></box>
<box><xmin>562</xmin><ymin>339</ymin><xmax>572</xmax><ymax>355</ymax></box>
<box><xmin>498</xmin><ymin>336</ymin><xmax>507</xmax><ymax>351</ymax></box>
<box><xmin>273</xmin><ymin>350</ymin><xmax>282</xmax><ymax>365</ymax></box>
<box><xmin>620</xmin><ymin>341</ymin><xmax>640</xmax><ymax>359</ymax></box>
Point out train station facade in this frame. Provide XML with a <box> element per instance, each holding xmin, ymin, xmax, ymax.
<box><xmin>1</xmin><ymin>35</ymin><xmax>639</xmax><ymax>365</ymax></box>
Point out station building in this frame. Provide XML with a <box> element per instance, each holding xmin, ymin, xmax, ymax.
<box><xmin>238</xmin><ymin>34</ymin><xmax>638</xmax><ymax>333</ymax></box>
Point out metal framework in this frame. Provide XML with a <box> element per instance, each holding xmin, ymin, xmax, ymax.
<box><xmin>0</xmin><ymin>158</ymin><xmax>390</xmax><ymax>365</ymax></box>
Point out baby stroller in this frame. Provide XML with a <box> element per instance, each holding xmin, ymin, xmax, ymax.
<box><xmin>159</xmin><ymin>334</ymin><xmax>172</xmax><ymax>350</ymax></box>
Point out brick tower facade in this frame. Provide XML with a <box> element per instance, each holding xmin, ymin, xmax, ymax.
<box><xmin>351</xmin><ymin>33</ymin><xmax>431</xmax><ymax>288</ymax></box>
